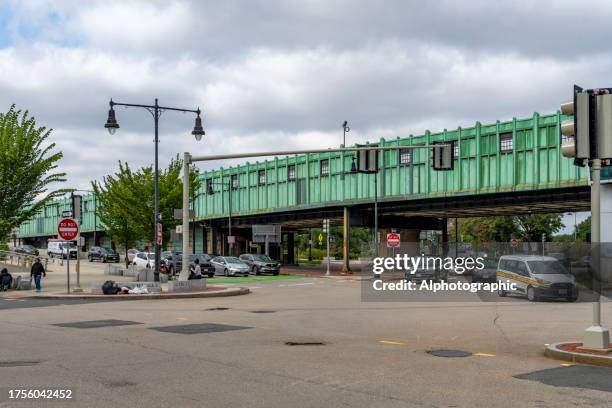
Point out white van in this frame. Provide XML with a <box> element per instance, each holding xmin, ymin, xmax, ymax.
<box><xmin>496</xmin><ymin>255</ymin><xmax>578</xmax><ymax>302</ymax></box>
<box><xmin>47</xmin><ymin>239</ymin><xmax>77</xmax><ymax>259</ymax></box>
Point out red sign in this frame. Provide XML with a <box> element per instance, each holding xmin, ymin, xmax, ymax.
<box><xmin>227</xmin><ymin>235</ymin><xmax>235</xmax><ymax>244</ymax></box>
<box><xmin>156</xmin><ymin>223</ymin><xmax>163</xmax><ymax>245</ymax></box>
<box><xmin>57</xmin><ymin>217</ymin><xmax>79</xmax><ymax>241</ymax></box>
<box><xmin>510</xmin><ymin>238</ymin><xmax>519</xmax><ymax>248</ymax></box>
<box><xmin>386</xmin><ymin>232</ymin><xmax>401</xmax><ymax>248</ymax></box>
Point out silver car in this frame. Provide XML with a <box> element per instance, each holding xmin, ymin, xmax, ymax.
<box><xmin>211</xmin><ymin>256</ymin><xmax>250</xmax><ymax>277</ymax></box>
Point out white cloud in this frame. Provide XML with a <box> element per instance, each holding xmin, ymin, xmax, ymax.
<box><xmin>2</xmin><ymin>0</ymin><xmax>612</xmax><ymax>199</ymax></box>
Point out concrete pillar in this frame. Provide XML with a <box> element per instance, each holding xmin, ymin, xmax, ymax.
<box><xmin>286</xmin><ymin>232</ymin><xmax>295</xmax><ymax>265</ymax></box>
<box><xmin>342</xmin><ymin>207</ymin><xmax>351</xmax><ymax>273</ymax></box>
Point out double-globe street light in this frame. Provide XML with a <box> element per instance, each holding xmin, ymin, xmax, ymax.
<box><xmin>104</xmin><ymin>98</ymin><xmax>205</xmax><ymax>282</ymax></box>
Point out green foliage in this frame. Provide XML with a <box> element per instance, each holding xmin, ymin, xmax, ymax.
<box><xmin>93</xmin><ymin>156</ymin><xmax>197</xmax><ymax>266</ymax></box>
<box><xmin>0</xmin><ymin>105</ymin><xmax>68</xmax><ymax>240</ymax></box>
<box><xmin>575</xmin><ymin>216</ymin><xmax>591</xmax><ymax>242</ymax></box>
<box><xmin>451</xmin><ymin>214</ymin><xmax>564</xmax><ymax>243</ymax></box>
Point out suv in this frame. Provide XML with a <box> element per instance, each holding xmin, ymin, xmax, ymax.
<box><xmin>239</xmin><ymin>254</ymin><xmax>280</xmax><ymax>275</ymax></box>
<box><xmin>88</xmin><ymin>246</ymin><xmax>120</xmax><ymax>263</ymax></box>
<box><xmin>188</xmin><ymin>253</ymin><xmax>215</xmax><ymax>278</ymax></box>
<box><xmin>161</xmin><ymin>251</ymin><xmax>183</xmax><ymax>275</ymax></box>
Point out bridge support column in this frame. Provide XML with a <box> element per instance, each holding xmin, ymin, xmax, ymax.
<box><xmin>342</xmin><ymin>207</ymin><xmax>351</xmax><ymax>273</ymax></box>
<box><xmin>285</xmin><ymin>232</ymin><xmax>296</xmax><ymax>265</ymax></box>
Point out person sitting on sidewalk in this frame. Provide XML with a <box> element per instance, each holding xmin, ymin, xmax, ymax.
<box><xmin>0</xmin><ymin>268</ymin><xmax>12</xmax><ymax>291</ymax></box>
<box><xmin>30</xmin><ymin>258</ymin><xmax>46</xmax><ymax>292</ymax></box>
<box><xmin>189</xmin><ymin>258</ymin><xmax>202</xmax><ymax>280</ymax></box>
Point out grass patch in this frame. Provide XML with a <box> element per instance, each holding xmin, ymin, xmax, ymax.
<box><xmin>208</xmin><ymin>275</ymin><xmax>306</xmax><ymax>284</ymax></box>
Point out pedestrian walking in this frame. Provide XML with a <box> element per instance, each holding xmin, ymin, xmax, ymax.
<box><xmin>30</xmin><ymin>257</ymin><xmax>46</xmax><ymax>292</ymax></box>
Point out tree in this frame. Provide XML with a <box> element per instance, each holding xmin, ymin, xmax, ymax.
<box><xmin>575</xmin><ymin>216</ymin><xmax>591</xmax><ymax>242</ymax></box>
<box><xmin>451</xmin><ymin>214</ymin><xmax>563</xmax><ymax>243</ymax></box>
<box><xmin>0</xmin><ymin>105</ymin><xmax>69</xmax><ymax>242</ymax></box>
<box><xmin>93</xmin><ymin>156</ymin><xmax>198</xmax><ymax>266</ymax></box>
<box><xmin>515</xmin><ymin>214</ymin><xmax>563</xmax><ymax>241</ymax></box>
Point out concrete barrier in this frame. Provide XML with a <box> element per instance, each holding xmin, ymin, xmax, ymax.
<box><xmin>168</xmin><ymin>279</ymin><xmax>206</xmax><ymax>293</ymax></box>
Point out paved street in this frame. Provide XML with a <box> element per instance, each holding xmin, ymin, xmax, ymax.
<box><xmin>2</xmin><ymin>276</ymin><xmax>612</xmax><ymax>407</ymax></box>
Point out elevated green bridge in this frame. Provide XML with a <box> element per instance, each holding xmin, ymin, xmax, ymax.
<box><xmin>18</xmin><ymin>111</ymin><xmax>590</xmax><ymax>259</ymax></box>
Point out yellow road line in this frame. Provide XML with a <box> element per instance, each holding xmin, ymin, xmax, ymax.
<box><xmin>473</xmin><ymin>352</ymin><xmax>496</xmax><ymax>357</ymax></box>
<box><xmin>378</xmin><ymin>340</ymin><xmax>406</xmax><ymax>345</ymax></box>
<box><xmin>560</xmin><ymin>363</ymin><xmax>574</xmax><ymax>367</ymax></box>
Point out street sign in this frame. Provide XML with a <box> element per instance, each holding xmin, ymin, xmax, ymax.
<box><xmin>156</xmin><ymin>223</ymin><xmax>163</xmax><ymax>245</ymax></box>
<box><xmin>386</xmin><ymin>232</ymin><xmax>401</xmax><ymax>248</ymax></box>
<box><xmin>318</xmin><ymin>233</ymin><xmax>323</xmax><ymax>246</ymax></box>
<box><xmin>511</xmin><ymin>238</ymin><xmax>519</xmax><ymax>248</ymax></box>
<box><xmin>57</xmin><ymin>217</ymin><xmax>79</xmax><ymax>241</ymax></box>
<box><xmin>62</xmin><ymin>210</ymin><xmax>72</xmax><ymax>218</ymax></box>
<box><xmin>227</xmin><ymin>235</ymin><xmax>236</xmax><ymax>244</ymax></box>
<box><xmin>176</xmin><ymin>225</ymin><xmax>183</xmax><ymax>234</ymax></box>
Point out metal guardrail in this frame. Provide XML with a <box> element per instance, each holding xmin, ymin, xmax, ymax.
<box><xmin>0</xmin><ymin>250</ymin><xmax>53</xmax><ymax>272</ymax></box>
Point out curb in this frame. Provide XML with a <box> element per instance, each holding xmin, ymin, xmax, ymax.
<box><xmin>8</xmin><ymin>287</ymin><xmax>250</xmax><ymax>301</ymax></box>
<box><xmin>545</xmin><ymin>342</ymin><xmax>612</xmax><ymax>367</ymax></box>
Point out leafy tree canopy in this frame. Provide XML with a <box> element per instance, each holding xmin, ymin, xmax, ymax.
<box><xmin>0</xmin><ymin>105</ymin><xmax>68</xmax><ymax>240</ymax></box>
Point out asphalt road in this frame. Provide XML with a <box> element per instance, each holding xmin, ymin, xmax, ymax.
<box><xmin>1</xmin><ymin>277</ymin><xmax>612</xmax><ymax>407</ymax></box>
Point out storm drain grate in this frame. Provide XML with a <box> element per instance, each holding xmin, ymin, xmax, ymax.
<box><xmin>53</xmin><ymin>319</ymin><xmax>143</xmax><ymax>329</ymax></box>
<box><xmin>285</xmin><ymin>341</ymin><xmax>326</xmax><ymax>346</ymax></box>
<box><xmin>206</xmin><ymin>307</ymin><xmax>230</xmax><ymax>311</ymax></box>
<box><xmin>150</xmin><ymin>323</ymin><xmax>251</xmax><ymax>335</ymax></box>
<box><xmin>0</xmin><ymin>361</ymin><xmax>40</xmax><ymax>367</ymax></box>
<box><xmin>250</xmin><ymin>310</ymin><xmax>276</xmax><ymax>314</ymax></box>
<box><xmin>427</xmin><ymin>350</ymin><xmax>472</xmax><ymax>358</ymax></box>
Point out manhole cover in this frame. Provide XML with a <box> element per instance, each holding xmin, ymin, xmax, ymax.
<box><xmin>428</xmin><ymin>350</ymin><xmax>472</xmax><ymax>358</ymax></box>
<box><xmin>53</xmin><ymin>319</ymin><xmax>143</xmax><ymax>329</ymax></box>
<box><xmin>206</xmin><ymin>307</ymin><xmax>230</xmax><ymax>311</ymax></box>
<box><xmin>0</xmin><ymin>361</ymin><xmax>40</xmax><ymax>367</ymax></box>
<box><xmin>285</xmin><ymin>341</ymin><xmax>325</xmax><ymax>346</ymax></box>
<box><xmin>250</xmin><ymin>310</ymin><xmax>276</xmax><ymax>314</ymax></box>
<box><xmin>150</xmin><ymin>323</ymin><xmax>251</xmax><ymax>335</ymax></box>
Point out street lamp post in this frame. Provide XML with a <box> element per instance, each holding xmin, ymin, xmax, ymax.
<box><xmin>105</xmin><ymin>98</ymin><xmax>204</xmax><ymax>282</ymax></box>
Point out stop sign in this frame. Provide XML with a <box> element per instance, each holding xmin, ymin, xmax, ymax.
<box><xmin>57</xmin><ymin>217</ymin><xmax>79</xmax><ymax>241</ymax></box>
<box><xmin>510</xmin><ymin>238</ymin><xmax>519</xmax><ymax>248</ymax></box>
<box><xmin>386</xmin><ymin>232</ymin><xmax>401</xmax><ymax>248</ymax></box>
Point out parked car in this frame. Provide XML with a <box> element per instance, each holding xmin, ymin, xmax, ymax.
<box><xmin>239</xmin><ymin>253</ymin><xmax>280</xmax><ymax>275</ymax></box>
<box><xmin>14</xmin><ymin>245</ymin><xmax>39</xmax><ymax>256</ymax></box>
<box><xmin>127</xmin><ymin>248</ymin><xmax>140</xmax><ymax>264</ymax></box>
<box><xmin>47</xmin><ymin>239</ymin><xmax>77</xmax><ymax>259</ymax></box>
<box><xmin>187</xmin><ymin>253</ymin><xmax>215</xmax><ymax>278</ymax></box>
<box><xmin>161</xmin><ymin>251</ymin><xmax>184</xmax><ymax>275</ymax></box>
<box><xmin>405</xmin><ymin>266</ymin><xmax>447</xmax><ymax>283</ymax></box>
<box><xmin>471</xmin><ymin>257</ymin><xmax>498</xmax><ymax>283</ymax></box>
<box><xmin>210</xmin><ymin>256</ymin><xmax>250</xmax><ymax>277</ymax></box>
<box><xmin>88</xmin><ymin>246</ymin><xmax>120</xmax><ymax>263</ymax></box>
<box><xmin>132</xmin><ymin>252</ymin><xmax>156</xmax><ymax>269</ymax></box>
<box><xmin>496</xmin><ymin>255</ymin><xmax>578</xmax><ymax>302</ymax></box>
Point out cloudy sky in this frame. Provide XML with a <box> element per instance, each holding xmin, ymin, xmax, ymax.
<box><xmin>2</xmin><ymin>0</ymin><xmax>607</xmax><ymax>232</ymax></box>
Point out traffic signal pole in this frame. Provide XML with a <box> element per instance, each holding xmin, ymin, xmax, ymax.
<box><xmin>592</xmin><ymin>158</ymin><xmax>602</xmax><ymax>328</ymax></box>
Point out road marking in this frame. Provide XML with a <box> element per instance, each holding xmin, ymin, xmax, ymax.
<box><xmin>287</xmin><ymin>283</ymin><xmax>314</xmax><ymax>287</ymax></box>
<box><xmin>177</xmin><ymin>317</ymin><xmax>189</xmax><ymax>321</ymax></box>
<box><xmin>378</xmin><ymin>340</ymin><xmax>406</xmax><ymax>345</ymax></box>
<box><xmin>560</xmin><ymin>363</ymin><xmax>574</xmax><ymax>367</ymax></box>
<box><xmin>473</xmin><ymin>353</ymin><xmax>496</xmax><ymax>357</ymax></box>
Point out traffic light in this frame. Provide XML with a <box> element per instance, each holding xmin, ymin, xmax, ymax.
<box><xmin>356</xmin><ymin>146</ymin><xmax>378</xmax><ymax>173</ymax></box>
<box><xmin>432</xmin><ymin>141</ymin><xmax>453</xmax><ymax>171</ymax></box>
<box><xmin>71</xmin><ymin>193</ymin><xmax>82</xmax><ymax>221</ymax></box>
<box><xmin>561</xmin><ymin>85</ymin><xmax>612</xmax><ymax>165</ymax></box>
<box><xmin>560</xmin><ymin>85</ymin><xmax>590</xmax><ymax>164</ymax></box>
<box><xmin>322</xmin><ymin>219</ymin><xmax>329</xmax><ymax>234</ymax></box>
